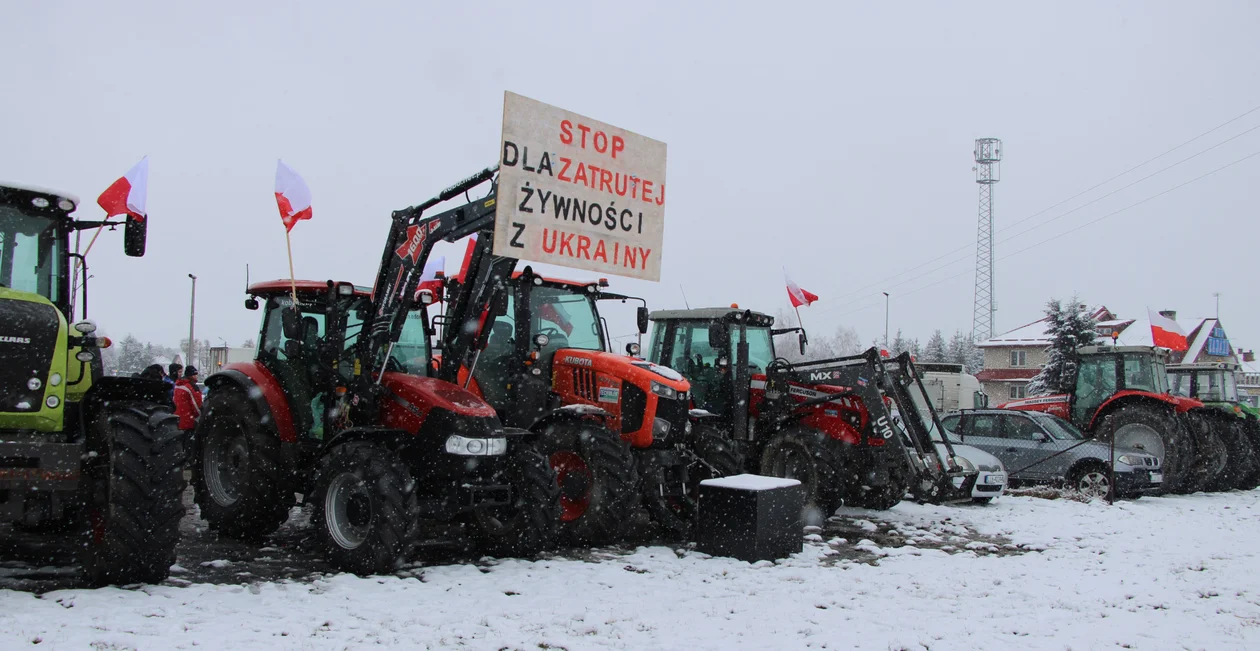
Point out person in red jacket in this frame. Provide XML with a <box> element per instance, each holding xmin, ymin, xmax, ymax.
<box><xmin>174</xmin><ymin>366</ymin><xmax>203</xmax><ymax>432</ymax></box>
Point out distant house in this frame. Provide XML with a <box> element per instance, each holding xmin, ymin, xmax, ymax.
<box><xmin>975</xmin><ymin>306</ymin><xmax>1115</xmax><ymax>402</ymax></box>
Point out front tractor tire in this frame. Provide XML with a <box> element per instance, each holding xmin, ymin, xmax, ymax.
<box><xmin>193</xmin><ymin>388</ymin><xmax>292</xmax><ymax>540</ymax></box>
<box><xmin>642</xmin><ymin>424</ymin><xmax>744</xmax><ymax>541</ymax></box>
<box><xmin>760</xmin><ymin>427</ymin><xmax>847</xmax><ymax>518</ymax></box>
<box><xmin>468</xmin><ymin>441</ymin><xmax>561</xmax><ymax>556</ymax></box>
<box><xmin>310</xmin><ymin>442</ymin><xmax>420</xmax><ymax>575</ymax></box>
<box><xmin>536</xmin><ymin>420</ymin><xmax>639</xmax><ymax>545</ymax></box>
<box><xmin>81</xmin><ymin>401</ymin><xmax>187</xmax><ymax>586</ymax></box>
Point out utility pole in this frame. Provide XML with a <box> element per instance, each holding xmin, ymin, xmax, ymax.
<box><xmin>188</xmin><ymin>274</ymin><xmax>197</xmax><ymax>371</ymax></box>
<box><xmin>1213</xmin><ymin>292</ymin><xmax>1221</xmax><ymax>319</ymax></box>
<box><xmin>883</xmin><ymin>291</ymin><xmax>890</xmax><ymax>348</ymax></box>
<box><xmin>972</xmin><ymin>138</ymin><xmax>1002</xmax><ymax>343</ymax></box>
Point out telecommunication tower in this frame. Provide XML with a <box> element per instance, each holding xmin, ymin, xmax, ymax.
<box><xmin>972</xmin><ymin>138</ymin><xmax>1002</xmax><ymax>343</ymax></box>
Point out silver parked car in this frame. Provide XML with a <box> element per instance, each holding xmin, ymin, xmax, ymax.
<box><xmin>940</xmin><ymin>410</ymin><xmax>1162</xmax><ymax>499</ymax></box>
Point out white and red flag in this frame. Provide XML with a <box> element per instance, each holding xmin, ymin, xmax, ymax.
<box><xmin>1148</xmin><ymin>308</ymin><xmax>1189</xmax><ymax>351</ymax></box>
<box><xmin>785</xmin><ymin>273</ymin><xmax>819</xmax><ymax>308</ymax></box>
<box><xmin>97</xmin><ymin>157</ymin><xmax>149</xmax><ymax>221</ymax></box>
<box><xmin>274</xmin><ymin>160</ymin><xmax>313</xmax><ymax>232</ymax></box>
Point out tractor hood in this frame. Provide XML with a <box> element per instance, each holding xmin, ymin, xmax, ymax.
<box><xmin>381</xmin><ymin>372</ymin><xmax>499</xmax><ymax>418</ymax></box>
<box><xmin>553</xmin><ymin>349</ymin><xmax>689</xmax><ymax>391</ymax></box>
<box><xmin>0</xmin><ymin>289</ymin><xmax>65</xmax><ymax>427</ymax></box>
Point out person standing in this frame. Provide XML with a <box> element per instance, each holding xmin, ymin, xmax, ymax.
<box><xmin>165</xmin><ymin>362</ymin><xmax>182</xmax><ymax>406</ymax></box>
<box><xmin>173</xmin><ymin>366</ymin><xmax>203</xmax><ymax>459</ymax></box>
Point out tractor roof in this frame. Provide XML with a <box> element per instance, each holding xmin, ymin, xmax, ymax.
<box><xmin>1078</xmin><ymin>345</ymin><xmax>1170</xmax><ymax>357</ymax></box>
<box><xmin>0</xmin><ymin>182</ymin><xmax>80</xmax><ymax>211</ymax></box>
<box><xmin>248</xmin><ymin>279</ymin><xmax>371</xmax><ymax>296</ymax></box>
<box><xmin>1168</xmin><ymin>361</ymin><xmax>1240</xmax><ymax>372</ymax></box>
<box><xmin>650</xmin><ymin>307</ymin><xmax>775</xmax><ymax>324</ymax></box>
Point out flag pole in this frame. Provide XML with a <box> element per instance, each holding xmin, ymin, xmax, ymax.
<box><xmin>284</xmin><ymin>227</ymin><xmax>298</xmax><ymax>305</ymax></box>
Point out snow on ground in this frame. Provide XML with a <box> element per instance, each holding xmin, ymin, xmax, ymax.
<box><xmin>3</xmin><ymin>491</ymin><xmax>1260</xmax><ymax>650</ymax></box>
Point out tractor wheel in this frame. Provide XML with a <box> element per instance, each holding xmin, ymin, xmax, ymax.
<box><xmin>309</xmin><ymin>441</ymin><xmax>419</xmax><ymax>575</ymax></box>
<box><xmin>1207</xmin><ymin>417</ymin><xmax>1254</xmax><ymax>491</ymax></box>
<box><xmin>80</xmin><ymin>401</ymin><xmax>186</xmax><ymax>586</ymax></box>
<box><xmin>468</xmin><ymin>442</ymin><xmax>561</xmax><ymax>556</ymax></box>
<box><xmin>850</xmin><ymin>467</ymin><xmax>908</xmax><ymax>511</ymax></box>
<box><xmin>1095</xmin><ymin>403</ymin><xmax>1184</xmax><ymax>493</ymax></box>
<box><xmin>536</xmin><ymin>420</ymin><xmax>639</xmax><ymax>545</ymax></box>
<box><xmin>1180</xmin><ymin>412</ymin><xmax>1227</xmax><ymax>493</ymax></box>
<box><xmin>1066</xmin><ymin>460</ymin><xmax>1112</xmax><ymax>500</ymax></box>
<box><xmin>193</xmin><ymin>387</ymin><xmax>292</xmax><ymax>540</ymax></box>
<box><xmin>1238</xmin><ymin>419</ymin><xmax>1260</xmax><ymax>490</ymax></box>
<box><xmin>759</xmin><ymin>427</ymin><xmax>846</xmax><ymax>518</ymax></box>
<box><xmin>642</xmin><ymin>425</ymin><xmax>743</xmax><ymax>541</ymax></box>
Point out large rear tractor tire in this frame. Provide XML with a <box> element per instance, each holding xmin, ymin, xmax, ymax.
<box><xmin>468</xmin><ymin>441</ymin><xmax>561</xmax><ymax>556</ymax></box>
<box><xmin>1180</xmin><ymin>411</ymin><xmax>1227</xmax><ymax>493</ymax></box>
<box><xmin>760</xmin><ymin>427</ymin><xmax>846</xmax><ymax>518</ymax></box>
<box><xmin>1207</xmin><ymin>416</ymin><xmax>1255</xmax><ymax>491</ymax></box>
<box><xmin>310</xmin><ymin>441</ymin><xmax>420</xmax><ymax>575</ymax></box>
<box><xmin>81</xmin><ymin>402</ymin><xmax>187</xmax><ymax>586</ymax></box>
<box><xmin>1095</xmin><ymin>403</ymin><xmax>1184</xmax><ymax>493</ymax></box>
<box><xmin>1238</xmin><ymin>419</ymin><xmax>1260</xmax><ymax>490</ymax></box>
<box><xmin>193</xmin><ymin>388</ymin><xmax>292</xmax><ymax>540</ymax></box>
<box><xmin>536</xmin><ymin>420</ymin><xmax>639</xmax><ymax>545</ymax></box>
<box><xmin>642</xmin><ymin>424</ymin><xmax>743</xmax><ymax>541</ymax></box>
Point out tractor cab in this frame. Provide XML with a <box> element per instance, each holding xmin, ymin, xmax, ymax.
<box><xmin>1168</xmin><ymin>362</ymin><xmax>1241</xmax><ymax>406</ymax></box>
<box><xmin>1070</xmin><ymin>346</ymin><xmax>1181</xmax><ymax>428</ymax></box>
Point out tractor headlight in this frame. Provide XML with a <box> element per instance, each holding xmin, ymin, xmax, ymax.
<box><xmin>650</xmin><ymin>381</ymin><xmax>677</xmax><ymax>399</ymax></box>
<box><xmin>49</xmin><ymin>373</ymin><xmax>62</xmax><ymax>387</ymax></box>
<box><xmin>444</xmin><ymin>435</ymin><xmax>507</xmax><ymax>456</ymax></box>
<box><xmin>45</xmin><ymin>395</ymin><xmax>60</xmax><ymax>409</ymax></box>
<box><xmin>72</xmin><ymin>320</ymin><xmax>97</xmax><ymax>335</ymax></box>
<box><xmin>27</xmin><ymin>378</ymin><xmax>42</xmax><ymax>391</ymax></box>
<box><xmin>652</xmin><ymin>417</ymin><xmax>672</xmax><ymax>439</ymax></box>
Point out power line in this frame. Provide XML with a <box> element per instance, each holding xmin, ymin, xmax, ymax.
<box><xmin>821</xmin><ymin>102</ymin><xmax>1260</xmax><ymax>311</ymax></box>
<box><xmin>824</xmin><ymin>148</ymin><xmax>1260</xmax><ymax>321</ymax></box>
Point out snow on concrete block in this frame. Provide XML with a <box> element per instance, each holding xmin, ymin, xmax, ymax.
<box><xmin>697</xmin><ymin>474</ymin><xmax>804</xmax><ymax>563</ymax></box>
<box><xmin>700</xmin><ymin>473</ymin><xmax>801</xmax><ymax>491</ymax></box>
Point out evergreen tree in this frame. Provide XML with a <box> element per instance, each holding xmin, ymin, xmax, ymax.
<box><xmin>891</xmin><ymin>329</ymin><xmax>908</xmax><ymax>356</ymax></box>
<box><xmin>924</xmin><ymin>330</ymin><xmax>947</xmax><ymax>362</ymax></box>
<box><xmin>116</xmin><ymin>335</ymin><xmax>150</xmax><ymax>375</ymax></box>
<box><xmin>1027</xmin><ymin>296</ymin><xmax>1098</xmax><ymax>396</ymax></box>
<box><xmin>947</xmin><ymin>330</ymin><xmax>968</xmax><ymax>366</ymax></box>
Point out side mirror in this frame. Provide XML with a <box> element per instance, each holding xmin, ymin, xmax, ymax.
<box><xmin>1035</xmin><ymin>431</ymin><xmax>1050</xmax><ymax>443</ymax></box>
<box><xmin>798</xmin><ymin>332</ymin><xmax>807</xmax><ymax>356</ymax></box>
<box><xmin>708</xmin><ymin>325</ymin><xmax>730</xmax><ymax>351</ymax></box>
<box><xmin>123</xmin><ymin>216</ymin><xmax>147</xmax><ymax>257</ymax></box>
<box><xmin>626</xmin><ymin>342</ymin><xmax>641</xmax><ymax>357</ymax></box>
<box><xmin>245</xmin><ymin>297</ymin><xmax>259</xmax><ymax>311</ymax></box>
<box><xmin>636</xmin><ymin>307</ymin><xmax>649</xmax><ymax>334</ymax></box>
<box><xmin>281</xmin><ymin>307</ymin><xmax>302</xmax><ymax>339</ymax></box>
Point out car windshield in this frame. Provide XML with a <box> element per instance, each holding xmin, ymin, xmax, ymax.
<box><xmin>1029</xmin><ymin>412</ymin><xmax>1084</xmax><ymax>440</ymax></box>
<box><xmin>531</xmin><ymin>285</ymin><xmax>603</xmax><ymax>351</ymax></box>
<box><xmin>0</xmin><ymin>205</ymin><xmax>61</xmax><ymax>302</ymax></box>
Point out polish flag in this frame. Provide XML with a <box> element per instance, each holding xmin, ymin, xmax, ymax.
<box><xmin>274</xmin><ymin>160</ymin><xmax>313</xmax><ymax>232</ymax></box>
<box><xmin>97</xmin><ymin>157</ymin><xmax>149</xmax><ymax>221</ymax></box>
<box><xmin>416</xmin><ymin>255</ymin><xmax>446</xmax><ymax>297</ymax></box>
<box><xmin>1148</xmin><ymin>308</ymin><xmax>1189</xmax><ymax>351</ymax></box>
<box><xmin>785</xmin><ymin>273</ymin><xmax>819</xmax><ymax>308</ymax></box>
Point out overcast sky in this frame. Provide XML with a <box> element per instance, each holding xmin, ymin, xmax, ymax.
<box><xmin>4</xmin><ymin>1</ymin><xmax>1259</xmax><ymax>355</ymax></box>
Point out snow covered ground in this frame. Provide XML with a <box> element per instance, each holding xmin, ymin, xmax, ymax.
<box><xmin>3</xmin><ymin>490</ymin><xmax>1260</xmax><ymax>650</ymax></box>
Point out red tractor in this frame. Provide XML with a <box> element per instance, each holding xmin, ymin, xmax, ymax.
<box><xmin>425</xmin><ymin>180</ymin><xmax>739</xmax><ymax>540</ymax></box>
<box><xmin>647</xmin><ymin>307</ymin><xmax>973</xmax><ymax>513</ymax></box>
<box><xmin>1001</xmin><ymin>345</ymin><xmax>1224</xmax><ymax>493</ymax></box>
<box><xmin>193</xmin><ymin>169</ymin><xmax>560</xmax><ymax>574</ymax></box>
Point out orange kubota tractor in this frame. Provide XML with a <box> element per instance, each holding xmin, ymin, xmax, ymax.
<box><xmin>193</xmin><ymin>168</ymin><xmax>560</xmax><ymax>574</ymax></box>
<box><xmin>426</xmin><ymin>174</ymin><xmax>740</xmax><ymax>540</ymax></box>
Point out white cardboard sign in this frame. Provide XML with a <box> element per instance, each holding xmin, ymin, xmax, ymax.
<box><xmin>494</xmin><ymin>92</ymin><xmax>667</xmax><ymax>281</ymax></box>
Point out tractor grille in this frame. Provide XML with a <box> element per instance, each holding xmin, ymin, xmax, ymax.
<box><xmin>571</xmin><ymin>367</ymin><xmax>597</xmax><ymax>402</ymax></box>
<box><xmin>0</xmin><ymin>299</ymin><xmax>58</xmax><ymax>413</ymax></box>
<box><xmin>655</xmin><ymin>394</ymin><xmax>689</xmax><ymax>435</ymax></box>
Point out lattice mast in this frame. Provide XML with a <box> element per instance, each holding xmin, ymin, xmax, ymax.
<box><xmin>972</xmin><ymin>138</ymin><xmax>1002</xmax><ymax>342</ymax></box>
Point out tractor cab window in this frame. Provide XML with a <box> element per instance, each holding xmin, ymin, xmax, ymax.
<box><xmin>530</xmin><ymin>286</ymin><xmax>602</xmax><ymax>352</ymax></box>
<box><xmin>665</xmin><ymin>321</ymin><xmax>726</xmax><ymax>411</ymax></box>
<box><xmin>1196</xmin><ymin>371</ymin><xmax>1237</xmax><ymax>402</ymax></box>
<box><xmin>385</xmin><ymin>310</ymin><xmax>431</xmax><ymax>376</ymax></box>
<box><xmin>741</xmin><ymin>326</ymin><xmax>775</xmax><ymax>374</ymax></box>
<box><xmin>260</xmin><ymin>297</ymin><xmax>326</xmax><ymax>361</ymax></box>
<box><xmin>1168</xmin><ymin>372</ymin><xmax>1191</xmax><ymax>397</ymax></box>
<box><xmin>1072</xmin><ymin>356</ymin><xmax>1117</xmax><ymax>425</ymax></box>
<box><xmin>0</xmin><ymin>206</ymin><xmax>61</xmax><ymax>303</ymax></box>
<box><xmin>1122</xmin><ymin>353</ymin><xmax>1165</xmax><ymax>393</ymax></box>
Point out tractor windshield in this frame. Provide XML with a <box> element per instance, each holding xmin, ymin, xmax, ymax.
<box><xmin>387</xmin><ymin>310</ymin><xmax>431</xmax><ymax>376</ymax></box>
<box><xmin>0</xmin><ymin>205</ymin><xmax>61</xmax><ymax>302</ymax></box>
<box><xmin>530</xmin><ymin>285</ymin><xmax>603</xmax><ymax>352</ymax></box>
<box><xmin>742</xmin><ymin>326</ymin><xmax>775</xmax><ymax>373</ymax></box>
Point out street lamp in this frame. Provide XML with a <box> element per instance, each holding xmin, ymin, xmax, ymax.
<box><xmin>882</xmin><ymin>292</ymin><xmax>890</xmax><ymax>348</ymax></box>
<box><xmin>188</xmin><ymin>274</ymin><xmax>197</xmax><ymax>370</ymax></box>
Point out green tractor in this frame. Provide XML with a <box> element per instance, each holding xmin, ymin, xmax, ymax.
<box><xmin>0</xmin><ymin>182</ymin><xmax>185</xmax><ymax>585</ymax></box>
<box><xmin>1167</xmin><ymin>362</ymin><xmax>1260</xmax><ymax>490</ymax></box>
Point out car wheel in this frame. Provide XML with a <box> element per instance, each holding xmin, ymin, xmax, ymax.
<box><xmin>1067</xmin><ymin>462</ymin><xmax>1111</xmax><ymax>500</ymax></box>
<box><xmin>972</xmin><ymin>497</ymin><xmax>993</xmax><ymax>505</ymax></box>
